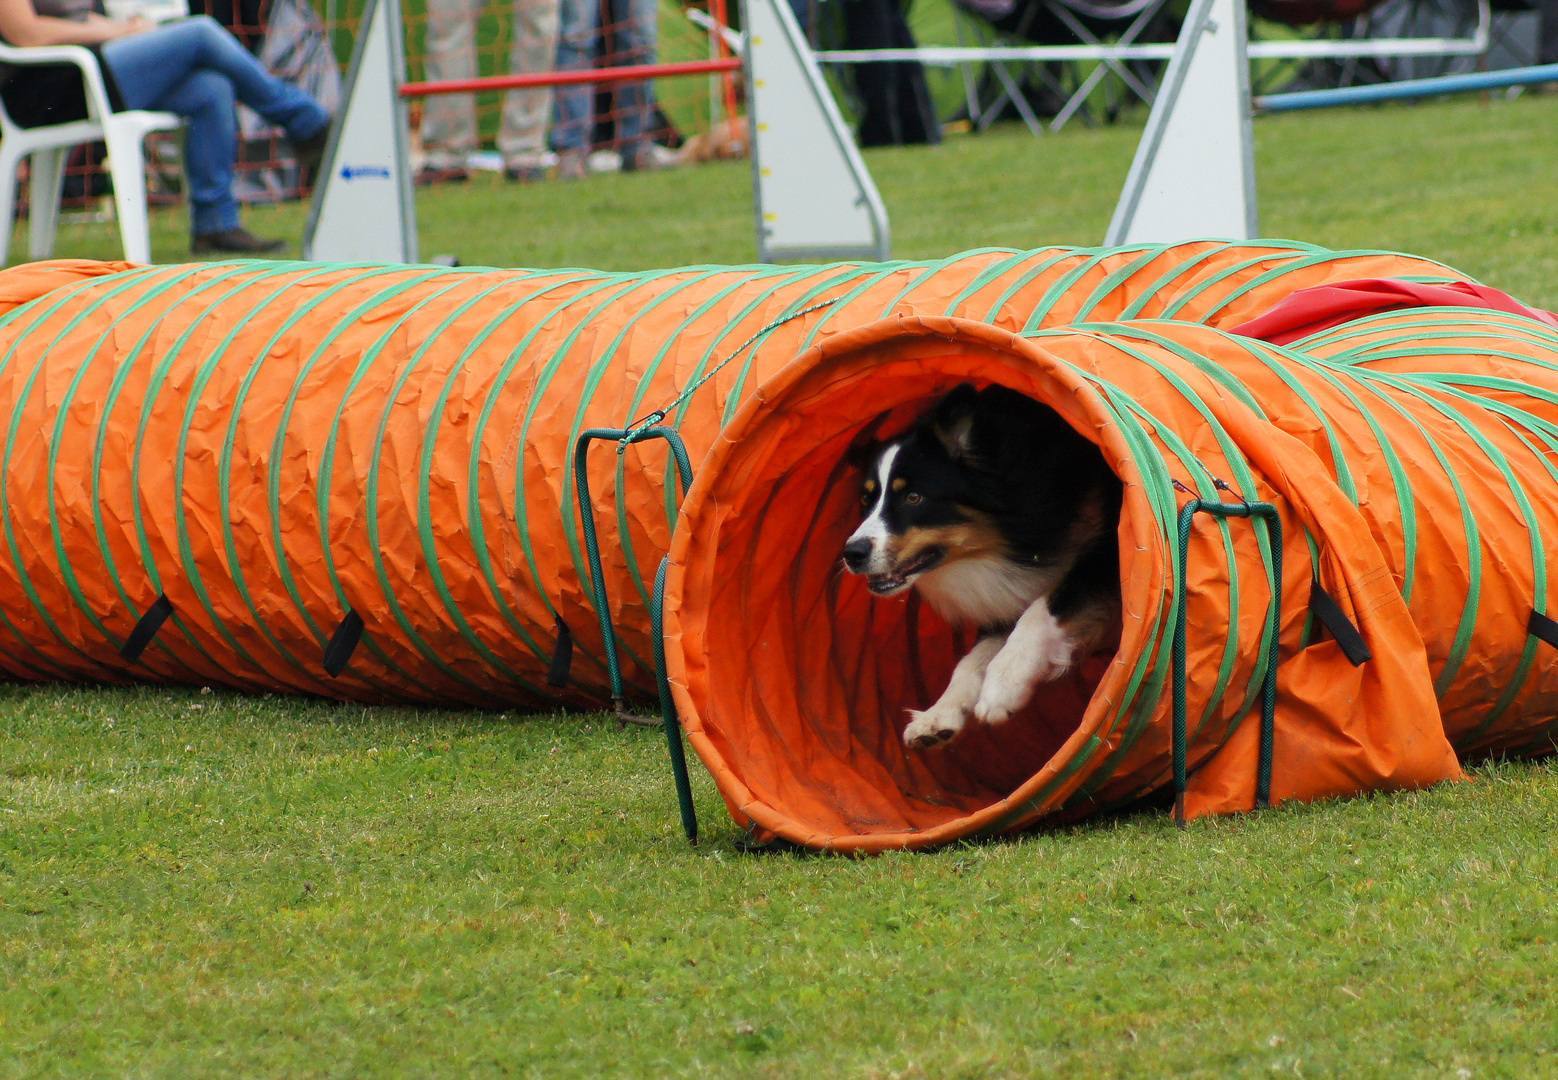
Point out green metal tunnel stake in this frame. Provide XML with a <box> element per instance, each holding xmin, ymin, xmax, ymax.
<box><xmin>569</xmin><ymin>300</ymin><xmax>842</xmax><ymax>845</ymax></box>
<box><xmin>574</xmin><ymin>425</ymin><xmax>699</xmax><ymax>843</ymax></box>
<box><xmin>1172</xmin><ymin>480</ymin><xmax>1284</xmax><ymax>827</ymax></box>
<box><xmin>651</xmin><ymin>552</ymin><xmax>698</xmax><ymax>843</ymax></box>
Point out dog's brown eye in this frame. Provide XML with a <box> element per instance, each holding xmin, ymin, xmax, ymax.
<box><xmin>904</xmin><ymin>491</ymin><xmax>922</xmax><ymax>505</ymax></box>
<box><xmin>861</xmin><ymin>492</ymin><xmax>872</xmax><ymax>506</ymax></box>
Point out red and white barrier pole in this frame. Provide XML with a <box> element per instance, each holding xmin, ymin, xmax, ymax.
<box><xmin>400</xmin><ymin>58</ymin><xmax>743</xmax><ymax>98</ymax></box>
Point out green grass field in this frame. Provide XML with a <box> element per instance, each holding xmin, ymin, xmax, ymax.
<box><xmin>26</xmin><ymin>92</ymin><xmax>1558</xmax><ymax>306</ymax></box>
<box><xmin>7</xmin><ymin>97</ymin><xmax>1558</xmax><ymax>1078</ymax></box>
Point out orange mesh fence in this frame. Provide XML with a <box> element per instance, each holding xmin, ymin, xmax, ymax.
<box><xmin>28</xmin><ymin>0</ymin><xmax>730</xmax><ymax>216</ymax></box>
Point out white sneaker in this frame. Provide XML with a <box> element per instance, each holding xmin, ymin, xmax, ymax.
<box><xmin>585</xmin><ymin>149</ymin><xmax>623</xmax><ymax>174</ymax></box>
<box><xmin>631</xmin><ymin>142</ymin><xmax>680</xmax><ymax>171</ymax></box>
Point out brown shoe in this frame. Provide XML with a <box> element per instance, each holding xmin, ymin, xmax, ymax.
<box><xmin>414</xmin><ymin>166</ymin><xmax>469</xmax><ymax>187</ymax></box>
<box><xmin>191</xmin><ymin>228</ymin><xmax>287</xmax><ymax>255</ymax></box>
<box><xmin>556</xmin><ymin>149</ymin><xmax>587</xmax><ymax>181</ymax></box>
<box><xmin>289</xmin><ymin>123</ymin><xmax>332</xmax><ymax>183</ymax></box>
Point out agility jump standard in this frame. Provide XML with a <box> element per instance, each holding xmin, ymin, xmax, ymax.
<box><xmin>304</xmin><ymin>0</ymin><xmax>885</xmax><ymax>265</ymax></box>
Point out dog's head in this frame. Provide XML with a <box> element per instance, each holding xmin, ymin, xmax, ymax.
<box><xmin>840</xmin><ymin>384</ymin><xmax>1007</xmax><ymax>596</ymax></box>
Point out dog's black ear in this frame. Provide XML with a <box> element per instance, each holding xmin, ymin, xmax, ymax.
<box><xmin>931</xmin><ymin>383</ymin><xmax>980</xmax><ymax>462</ymax></box>
<box><xmin>844</xmin><ymin>412</ymin><xmax>892</xmax><ymax>469</ymax></box>
<box><xmin>844</xmin><ymin>430</ymin><xmax>880</xmax><ymax>470</ymax></box>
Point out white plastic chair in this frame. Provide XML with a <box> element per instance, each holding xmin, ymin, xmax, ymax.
<box><xmin>0</xmin><ymin>42</ymin><xmax>181</xmax><ymax>264</ymax></box>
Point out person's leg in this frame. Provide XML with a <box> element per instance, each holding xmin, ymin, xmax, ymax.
<box><xmin>1541</xmin><ymin>0</ymin><xmax>1558</xmax><ymax>65</ymax></box>
<box><xmin>611</xmin><ymin>0</ymin><xmax>657</xmax><ymax>150</ymax></box>
<box><xmin>551</xmin><ymin>0</ymin><xmax>599</xmax><ymax>159</ymax></box>
<box><xmin>103</xmin><ymin>15</ymin><xmax>328</xmax><ymax>142</ymax></box>
<box><xmin>842</xmin><ymin>0</ymin><xmax>899</xmax><ymax>147</ymax></box>
<box><xmin>154</xmin><ymin>68</ymin><xmax>241</xmax><ymax>237</ymax></box>
<box><xmin>421</xmin><ymin>0</ymin><xmax>480</xmax><ymax>174</ymax></box>
<box><xmin>497</xmin><ymin>0</ymin><xmax>560</xmax><ymax>172</ymax></box>
<box><xmin>885</xmin><ymin>0</ymin><xmax>939</xmax><ymax>146</ymax></box>
<box><xmin>104</xmin><ymin>24</ymin><xmax>295</xmax><ymax>248</ymax></box>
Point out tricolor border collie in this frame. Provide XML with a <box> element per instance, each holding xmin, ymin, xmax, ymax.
<box><xmin>842</xmin><ymin>383</ymin><xmax>1123</xmax><ymax>749</ymax></box>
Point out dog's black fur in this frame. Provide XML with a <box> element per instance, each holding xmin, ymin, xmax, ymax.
<box><xmin>843</xmin><ymin>383</ymin><xmax>1123</xmax><ymax>748</ymax></box>
<box><xmin>931</xmin><ymin>382</ymin><xmax>1118</xmax><ymax>625</ymax></box>
<box><xmin>845</xmin><ymin>383</ymin><xmax>1121</xmax><ymax>628</ymax></box>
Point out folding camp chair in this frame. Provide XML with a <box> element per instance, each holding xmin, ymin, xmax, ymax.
<box><xmin>0</xmin><ymin>42</ymin><xmax>182</xmax><ymax>264</ymax></box>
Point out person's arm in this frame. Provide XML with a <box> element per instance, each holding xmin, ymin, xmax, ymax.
<box><xmin>0</xmin><ymin>0</ymin><xmax>148</xmax><ymax>48</ymax></box>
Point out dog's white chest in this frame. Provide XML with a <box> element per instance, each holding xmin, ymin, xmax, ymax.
<box><xmin>915</xmin><ymin>555</ymin><xmax>1056</xmax><ymax>628</ymax></box>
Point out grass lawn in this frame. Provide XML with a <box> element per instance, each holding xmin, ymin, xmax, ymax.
<box><xmin>7</xmin><ymin>96</ymin><xmax>1558</xmax><ymax>1077</ymax></box>
<box><xmin>22</xmin><ymin>92</ymin><xmax>1558</xmax><ymax>303</ymax></box>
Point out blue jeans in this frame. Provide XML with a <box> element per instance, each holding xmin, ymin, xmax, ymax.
<box><xmin>102</xmin><ymin>16</ymin><xmax>329</xmax><ymax>236</ymax></box>
<box><xmin>551</xmin><ymin>0</ymin><xmax>658</xmax><ymax>153</ymax></box>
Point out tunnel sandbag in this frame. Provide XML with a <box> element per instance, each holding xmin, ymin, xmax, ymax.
<box><xmin>663</xmin><ymin>309</ymin><xmax>1558</xmax><ymax>852</ymax></box>
<box><xmin>0</xmin><ymin>244</ymin><xmax>1461</xmax><ymax>706</ymax></box>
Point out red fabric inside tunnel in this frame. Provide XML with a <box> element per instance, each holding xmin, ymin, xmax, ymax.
<box><xmin>1229</xmin><ymin>278</ymin><xmax>1558</xmax><ymax>345</ymax></box>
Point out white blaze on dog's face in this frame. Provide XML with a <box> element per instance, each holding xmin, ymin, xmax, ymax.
<box><xmin>845</xmin><ymin>444</ymin><xmax>901</xmax><ymax>581</ymax></box>
<box><xmin>841</xmin><ymin>436</ymin><xmax>1009</xmax><ymax>601</ymax></box>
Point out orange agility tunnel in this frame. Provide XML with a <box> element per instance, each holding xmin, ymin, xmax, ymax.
<box><xmin>4</xmin><ymin>242</ymin><xmax>1556</xmax><ymax>853</ymax></box>
<box><xmin>0</xmin><ymin>241</ymin><xmax>1456</xmax><ymax>710</ymax></box>
<box><xmin>663</xmin><ymin>296</ymin><xmax>1558</xmax><ymax>850</ymax></box>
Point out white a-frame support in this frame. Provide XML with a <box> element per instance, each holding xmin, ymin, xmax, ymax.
<box><xmin>303</xmin><ymin>0</ymin><xmax>418</xmax><ymax>263</ymax></box>
<box><xmin>1105</xmin><ymin>0</ymin><xmax>1255</xmax><ymax>245</ymax></box>
<box><xmin>742</xmin><ymin>0</ymin><xmax>890</xmax><ymax>262</ymax></box>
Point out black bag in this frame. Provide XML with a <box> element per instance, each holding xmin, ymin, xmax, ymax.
<box><xmin>0</xmin><ymin>44</ymin><xmax>125</xmax><ymax>129</ymax></box>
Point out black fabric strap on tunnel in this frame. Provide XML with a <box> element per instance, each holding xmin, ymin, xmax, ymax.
<box><xmin>1528</xmin><ymin>609</ymin><xmax>1558</xmax><ymax>650</ymax></box>
<box><xmin>322</xmin><ymin>609</ymin><xmax>365</xmax><ymax>677</ymax></box>
<box><xmin>1308</xmin><ymin>579</ymin><xmax>1372</xmax><ymax>666</ymax></box>
<box><xmin>119</xmin><ymin>594</ymin><xmax>173</xmax><ymax>662</ymax></box>
<box><xmin>547</xmin><ymin>615</ymin><xmax>573</xmax><ymax>688</ymax></box>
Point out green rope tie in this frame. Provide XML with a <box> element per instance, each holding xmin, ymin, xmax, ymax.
<box><xmin>617</xmin><ymin>299</ymin><xmax>843</xmax><ymax>448</ymax></box>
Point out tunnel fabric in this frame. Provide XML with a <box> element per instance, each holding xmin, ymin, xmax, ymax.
<box><xmin>0</xmin><ymin>243</ymin><xmax>1450</xmax><ymax>705</ymax></box>
<box><xmin>3</xmin><ymin>243</ymin><xmax>1547</xmax><ymax>853</ymax></box>
<box><xmin>664</xmin><ymin>309</ymin><xmax>1558</xmax><ymax>850</ymax></box>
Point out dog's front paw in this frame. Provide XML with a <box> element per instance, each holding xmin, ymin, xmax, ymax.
<box><xmin>974</xmin><ymin>636</ymin><xmax>1073</xmax><ymax>724</ymax></box>
<box><xmin>972</xmin><ymin>666</ymin><xmax>1027</xmax><ymax>724</ymax></box>
<box><xmin>903</xmin><ymin>705</ymin><xmax>965</xmax><ymax>749</ymax></box>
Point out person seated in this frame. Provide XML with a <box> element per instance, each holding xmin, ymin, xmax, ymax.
<box><xmin>0</xmin><ymin>1</ymin><xmax>331</xmax><ymax>254</ymax></box>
